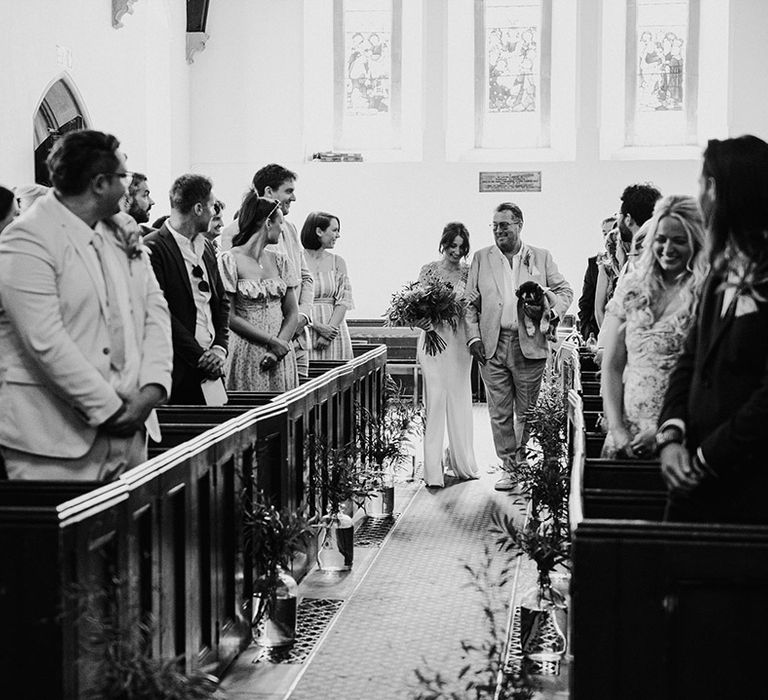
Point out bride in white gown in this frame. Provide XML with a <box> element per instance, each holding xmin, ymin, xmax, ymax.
<box><xmin>417</xmin><ymin>223</ymin><xmax>480</xmax><ymax>487</ymax></box>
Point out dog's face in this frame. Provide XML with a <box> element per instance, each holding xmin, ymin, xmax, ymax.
<box><xmin>516</xmin><ymin>280</ymin><xmax>544</xmax><ymax>304</ymax></box>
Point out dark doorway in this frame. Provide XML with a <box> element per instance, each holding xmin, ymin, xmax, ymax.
<box><xmin>33</xmin><ymin>78</ymin><xmax>89</xmax><ymax>185</ymax></box>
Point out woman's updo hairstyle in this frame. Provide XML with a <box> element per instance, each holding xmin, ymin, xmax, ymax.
<box><xmin>232</xmin><ymin>194</ymin><xmax>281</xmax><ymax>247</ymax></box>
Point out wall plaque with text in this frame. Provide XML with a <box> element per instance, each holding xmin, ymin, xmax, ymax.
<box><xmin>479</xmin><ymin>171</ymin><xmax>542</xmax><ymax>193</ymax></box>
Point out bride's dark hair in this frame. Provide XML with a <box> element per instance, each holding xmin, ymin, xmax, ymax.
<box><xmin>232</xmin><ymin>193</ymin><xmax>280</xmax><ymax>247</ymax></box>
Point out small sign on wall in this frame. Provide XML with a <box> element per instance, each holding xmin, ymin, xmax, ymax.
<box><xmin>479</xmin><ymin>171</ymin><xmax>542</xmax><ymax>193</ymax></box>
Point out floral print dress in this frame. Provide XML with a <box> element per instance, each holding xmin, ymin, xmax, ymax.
<box><xmin>218</xmin><ymin>250</ymin><xmax>298</xmax><ymax>393</ymax></box>
<box><xmin>601</xmin><ymin>270</ymin><xmax>693</xmax><ymax>457</ymax></box>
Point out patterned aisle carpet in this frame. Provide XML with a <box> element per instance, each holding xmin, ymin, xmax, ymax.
<box><xmin>288</xmin><ymin>408</ymin><xmax>531</xmax><ymax>700</ymax></box>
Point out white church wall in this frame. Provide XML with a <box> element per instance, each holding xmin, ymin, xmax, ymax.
<box><xmin>0</xmin><ymin>0</ymin><xmax>191</xmax><ymax>202</ymax></box>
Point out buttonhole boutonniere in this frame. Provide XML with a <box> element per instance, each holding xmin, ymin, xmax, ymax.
<box><xmin>106</xmin><ymin>213</ymin><xmax>148</xmax><ymax>260</ymax></box>
<box><xmin>522</xmin><ymin>248</ymin><xmax>540</xmax><ymax>277</ymax></box>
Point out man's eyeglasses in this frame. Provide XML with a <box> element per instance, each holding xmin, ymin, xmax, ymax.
<box><xmin>491</xmin><ymin>220</ymin><xmax>522</xmax><ymax>232</ymax></box>
<box><xmin>192</xmin><ymin>264</ymin><xmax>210</xmax><ymax>293</ymax></box>
<box><xmin>98</xmin><ymin>170</ymin><xmax>134</xmax><ymax>183</ymax></box>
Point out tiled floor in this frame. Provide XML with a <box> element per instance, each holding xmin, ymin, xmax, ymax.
<box><xmin>220</xmin><ymin>405</ymin><xmax>561</xmax><ymax>699</ymax></box>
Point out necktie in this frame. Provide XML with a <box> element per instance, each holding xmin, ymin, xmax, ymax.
<box><xmin>91</xmin><ymin>231</ymin><xmax>126</xmax><ymax>371</ymax></box>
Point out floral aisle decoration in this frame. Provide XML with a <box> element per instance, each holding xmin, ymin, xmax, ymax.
<box><xmin>244</xmin><ymin>492</ymin><xmax>314</xmax><ymax>648</ymax></box>
<box><xmin>384</xmin><ymin>278</ymin><xmax>466</xmax><ymax>355</ymax></box>
<box><xmin>308</xmin><ymin>436</ymin><xmax>358</xmax><ymax>571</ymax></box>
<box><xmin>355</xmin><ymin>375</ymin><xmax>423</xmax><ymax>517</ymax></box>
<box><xmin>493</xmin><ymin>368</ymin><xmax>571</xmax><ymax>664</ymax></box>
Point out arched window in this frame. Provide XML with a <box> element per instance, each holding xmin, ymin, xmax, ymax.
<box><xmin>33</xmin><ymin>77</ymin><xmax>90</xmax><ymax>185</ymax></box>
<box><xmin>445</xmin><ymin>0</ymin><xmax>576</xmax><ymax>161</ymax></box>
<box><xmin>600</xmin><ymin>0</ymin><xmax>728</xmax><ymax>159</ymax></box>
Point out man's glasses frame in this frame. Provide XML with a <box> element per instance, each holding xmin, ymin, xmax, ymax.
<box><xmin>491</xmin><ymin>220</ymin><xmax>523</xmax><ymax>232</ymax></box>
<box><xmin>97</xmin><ymin>170</ymin><xmax>134</xmax><ymax>183</ymax></box>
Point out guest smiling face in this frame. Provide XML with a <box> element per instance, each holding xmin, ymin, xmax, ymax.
<box><xmin>317</xmin><ymin>217</ymin><xmax>340</xmax><ymax>249</ymax></box>
<box><xmin>492</xmin><ymin>205</ymin><xmax>523</xmax><ymax>255</ymax></box>
<box><xmin>653</xmin><ymin>215</ymin><xmax>693</xmax><ymax>275</ymax></box>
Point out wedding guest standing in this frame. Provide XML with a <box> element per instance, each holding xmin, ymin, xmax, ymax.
<box><xmin>218</xmin><ymin>194</ymin><xmax>299</xmax><ymax>392</ymax></box>
<box><xmin>600</xmin><ymin>195</ymin><xmax>706</xmax><ymax>459</ymax></box>
<box><xmin>658</xmin><ymin>135</ymin><xmax>768</xmax><ymax>524</ymax></box>
<box><xmin>300</xmin><ymin>211</ymin><xmax>354</xmax><ymax>360</ymax></box>
<box><xmin>144</xmin><ymin>175</ymin><xmax>229</xmax><ymax>404</ymax></box>
<box><xmin>417</xmin><ymin>222</ymin><xmax>479</xmax><ymax>488</ymax></box>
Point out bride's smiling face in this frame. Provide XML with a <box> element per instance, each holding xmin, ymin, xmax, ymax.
<box><xmin>442</xmin><ymin>235</ymin><xmax>465</xmax><ymax>264</ymax></box>
<box><xmin>653</xmin><ymin>216</ymin><xmax>691</xmax><ymax>275</ymax></box>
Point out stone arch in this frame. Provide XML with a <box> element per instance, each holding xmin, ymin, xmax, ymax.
<box><xmin>33</xmin><ymin>74</ymin><xmax>91</xmax><ymax>185</ymax></box>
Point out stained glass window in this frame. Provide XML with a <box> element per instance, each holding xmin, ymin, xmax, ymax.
<box><xmin>636</xmin><ymin>0</ymin><xmax>688</xmax><ymax>113</ymax></box>
<box><xmin>344</xmin><ymin>12</ymin><xmax>392</xmax><ymax>116</ymax></box>
<box><xmin>485</xmin><ymin>1</ymin><xmax>541</xmax><ymax>114</ymax></box>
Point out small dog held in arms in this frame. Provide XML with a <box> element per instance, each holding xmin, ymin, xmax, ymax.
<box><xmin>516</xmin><ymin>281</ymin><xmax>558</xmax><ymax>342</ymax></box>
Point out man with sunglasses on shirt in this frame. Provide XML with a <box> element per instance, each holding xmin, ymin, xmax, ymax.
<box><xmin>144</xmin><ymin>174</ymin><xmax>230</xmax><ymax>404</ymax></box>
<box><xmin>465</xmin><ymin>202</ymin><xmax>572</xmax><ymax>491</ymax></box>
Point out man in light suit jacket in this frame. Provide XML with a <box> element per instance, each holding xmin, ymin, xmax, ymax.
<box><xmin>465</xmin><ymin>202</ymin><xmax>573</xmax><ymax>490</ymax></box>
<box><xmin>144</xmin><ymin>175</ymin><xmax>229</xmax><ymax>405</ymax></box>
<box><xmin>0</xmin><ymin>130</ymin><xmax>172</xmax><ymax>481</ymax></box>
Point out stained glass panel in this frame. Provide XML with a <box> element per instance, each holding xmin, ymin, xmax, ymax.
<box><xmin>636</xmin><ymin>0</ymin><xmax>688</xmax><ymax>112</ymax></box>
<box><xmin>344</xmin><ymin>6</ymin><xmax>391</xmax><ymax>116</ymax></box>
<box><xmin>485</xmin><ymin>0</ymin><xmax>541</xmax><ymax>114</ymax></box>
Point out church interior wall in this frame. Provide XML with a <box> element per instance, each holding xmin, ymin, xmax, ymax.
<box><xmin>2</xmin><ymin>1</ymin><xmax>768</xmax><ymax>317</ymax></box>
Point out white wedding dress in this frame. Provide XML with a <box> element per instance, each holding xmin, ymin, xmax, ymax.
<box><xmin>417</xmin><ymin>261</ymin><xmax>479</xmax><ymax>487</ymax></box>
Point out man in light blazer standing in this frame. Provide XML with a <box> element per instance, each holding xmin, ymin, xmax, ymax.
<box><xmin>465</xmin><ymin>202</ymin><xmax>573</xmax><ymax>490</ymax></box>
<box><xmin>0</xmin><ymin>130</ymin><xmax>172</xmax><ymax>481</ymax></box>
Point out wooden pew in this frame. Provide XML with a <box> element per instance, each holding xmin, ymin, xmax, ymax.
<box><xmin>569</xmin><ymin>389</ymin><xmax>768</xmax><ymax>699</ymax></box>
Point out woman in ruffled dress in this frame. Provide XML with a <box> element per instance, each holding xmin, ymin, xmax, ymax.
<box><xmin>218</xmin><ymin>194</ymin><xmax>298</xmax><ymax>392</ymax></box>
<box><xmin>300</xmin><ymin>211</ymin><xmax>354</xmax><ymax>360</ymax></box>
<box><xmin>600</xmin><ymin>195</ymin><xmax>707</xmax><ymax>458</ymax></box>
<box><xmin>417</xmin><ymin>222</ymin><xmax>479</xmax><ymax>487</ymax></box>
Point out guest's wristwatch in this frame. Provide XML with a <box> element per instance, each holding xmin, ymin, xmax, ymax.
<box><xmin>655</xmin><ymin>426</ymin><xmax>684</xmax><ymax>452</ymax></box>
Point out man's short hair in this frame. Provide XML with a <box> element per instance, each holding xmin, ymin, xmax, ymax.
<box><xmin>127</xmin><ymin>172</ymin><xmax>147</xmax><ymax>198</ymax></box>
<box><xmin>495</xmin><ymin>202</ymin><xmax>524</xmax><ymax>222</ymax></box>
<box><xmin>620</xmin><ymin>183</ymin><xmax>662</xmax><ymax>226</ymax></box>
<box><xmin>169</xmin><ymin>174</ymin><xmax>213</xmax><ymax>214</ymax></box>
<box><xmin>46</xmin><ymin>130</ymin><xmax>121</xmax><ymax>197</ymax></box>
<box><xmin>251</xmin><ymin>164</ymin><xmax>297</xmax><ymax>196</ymax></box>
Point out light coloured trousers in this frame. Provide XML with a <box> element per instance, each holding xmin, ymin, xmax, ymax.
<box><xmin>480</xmin><ymin>329</ymin><xmax>546</xmax><ymax>472</ymax></box>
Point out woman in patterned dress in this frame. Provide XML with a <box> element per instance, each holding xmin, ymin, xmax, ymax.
<box><xmin>218</xmin><ymin>194</ymin><xmax>299</xmax><ymax>392</ymax></box>
<box><xmin>600</xmin><ymin>195</ymin><xmax>707</xmax><ymax>458</ymax></box>
<box><xmin>416</xmin><ymin>222</ymin><xmax>479</xmax><ymax>487</ymax></box>
<box><xmin>300</xmin><ymin>212</ymin><xmax>354</xmax><ymax>360</ymax></box>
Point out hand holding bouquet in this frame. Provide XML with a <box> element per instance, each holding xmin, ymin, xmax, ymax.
<box><xmin>385</xmin><ymin>279</ymin><xmax>465</xmax><ymax>355</ymax></box>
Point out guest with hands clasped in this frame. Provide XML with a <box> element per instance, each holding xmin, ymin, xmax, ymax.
<box><xmin>600</xmin><ymin>195</ymin><xmax>706</xmax><ymax>460</ymax></box>
<box><xmin>657</xmin><ymin>135</ymin><xmax>768</xmax><ymax>524</ymax></box>
<box><xmin>218</xmin><ymin>194</ymin><xmax>299</xmax><ymax>392</ymax></box>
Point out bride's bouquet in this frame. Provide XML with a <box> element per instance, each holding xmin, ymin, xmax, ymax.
<box><xmin>384</xmin><ymin>279</ymin><xmax>465</xmax><ymax>355</ymax></box>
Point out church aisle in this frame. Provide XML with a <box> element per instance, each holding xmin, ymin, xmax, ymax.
<box><xmin>286</xmin><ymin>406</ymin><xmax>527</xmax><ymax>699</ymax></box>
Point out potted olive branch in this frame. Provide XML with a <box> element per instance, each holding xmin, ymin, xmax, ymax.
<box><xmin>355</xmin><ymin>374</ymin><xmax>423</xmax><ymax>518</ymax></box>
<box><xmin>307</xmin><ymin>435</ymin><xmax>358</xmax><ymax>572</ymax></box>
<box><xmin>493</xmin><ymin>369</ymin><xmax>571</xmax><ymax>663</ymax></box>
<box><xmin>244</xmin><ymin>491</ymin><xmax>314</xmax><ymax>648</ymax></box>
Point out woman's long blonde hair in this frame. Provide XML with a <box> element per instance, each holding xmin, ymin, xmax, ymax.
<box><xmin>623</xmin><ymin>194</ymin><xmax>708</xmax><ymax>333</ymax></box>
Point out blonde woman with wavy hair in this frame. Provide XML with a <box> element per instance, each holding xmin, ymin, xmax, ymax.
<box><xmin>600</xmin><ymin>195</ymin><xmax>708</xmax><ymax>459</ymax></box>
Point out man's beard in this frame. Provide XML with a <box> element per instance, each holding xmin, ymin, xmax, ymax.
<box><xmin>128</xmin><ymin>202</ymin><xmax>150</xmax><ymax>224</ymax></box>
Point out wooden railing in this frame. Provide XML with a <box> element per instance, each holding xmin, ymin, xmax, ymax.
<box><xmin>0</xmin><ymin>345</ymin><xmax>386</xmax><ymax>699</ymax></box>
<box><xmin>567</xmin><ymin>346</ymin><xmax>768</xmax><ymax>700</ymax></box>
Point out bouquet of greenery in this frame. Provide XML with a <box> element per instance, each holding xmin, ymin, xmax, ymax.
<box><xmin>384</xmin><ymin>278</ymin><xmax>465</xmax><ymax>355</ymax></box>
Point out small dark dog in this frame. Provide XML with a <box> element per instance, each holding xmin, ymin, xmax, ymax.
<box><xmin>516</xmin><ymin>281</ymin><xmax>558</xmax><ymax>342</ymax></box>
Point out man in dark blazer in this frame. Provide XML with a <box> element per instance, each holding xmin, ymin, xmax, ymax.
<box><xmin>657</xmin><ymin>135</ymin><xmax>768</xmax><ymax>524</ymax></box>
<box><xmin>144</xmin><ymin>174</ymin><xmax>229</xmax><ymax>404</ymax></box>
<box><xmin>578</xmin><ymin>215</ymin><xmax>615</xmax><ymax>341</ymax></box>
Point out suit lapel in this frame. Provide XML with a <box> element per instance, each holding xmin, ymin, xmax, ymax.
<box><xmin>159</xmin><ymin>226</ymin><xmax>194</xmax><ymax>301</ymax></box>
<box><xmin>202</xmin><ymin>241</ymin><xmax>219</xmax><ymax>303</ymax></box>
<box><xmin>701</xmin><ymin>272</ymin><xmax>734</xmax><ymax>368</ymax></box>
<box><xmin>60</xmin><ymin>218</ymin><xmax>109</xmax><ymax>324</ymax></box>
<box><xmin>488</xmin><ymin>246</ymin><xmax>507</xmax><ymax>297</ymax></box>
